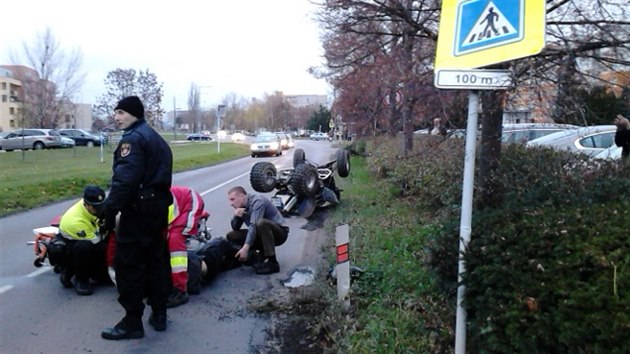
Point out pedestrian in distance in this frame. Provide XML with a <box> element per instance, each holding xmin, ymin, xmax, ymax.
<box><xmin>57</xmin><ymin>185</ymin><xmax>112</xmax><ymax>296</ymax></box>
<box><xmin>614</xmin><ymin>114</ymin><xmax>630</xmax><ymax>163</ymax></box>
<box><xmin>101</xmin><ymin>95</ymin><xmax>174</xmax><ymax>340</ymax></box>
<box><xmin>226</xmin><ymin>186</ymin><xmax>289</xmax><ymax>275</ymax></box>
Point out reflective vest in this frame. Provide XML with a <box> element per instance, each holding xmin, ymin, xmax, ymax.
<box><xmin>58</xmin><ymin>200</ymin><xmax>101</xmax><ymax>243</ymax></box>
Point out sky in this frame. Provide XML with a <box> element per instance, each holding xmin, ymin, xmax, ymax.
<box><xmin>1</xmin><ymin>0</ymin><xmax>330</xmax><ymax>109</ymax></box>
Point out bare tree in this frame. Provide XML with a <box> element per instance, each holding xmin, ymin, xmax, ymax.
<box><xmin>10</xmin><ymin>27</ymin><xmax>85</xmax><ymax>128</ymax></box>
<box><xmin>187</xmin><ymin>83</ymin><xmax>201</xmax><ymax>132</ymax></box>
<box><xmin>94</xmin><ymin>68</ymin><xmax>164</xmax><ymax>128</ymax></box>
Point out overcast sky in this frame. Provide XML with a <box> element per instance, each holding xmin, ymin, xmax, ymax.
<box><xmin>1</xmin><ymin>0</ymin><xmax>330</xmax><ymax>109</ymax></box>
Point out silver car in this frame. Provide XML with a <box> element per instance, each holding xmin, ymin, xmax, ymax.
<box><xmin>502</xmin><ymin>123</ymin><xmax>578</xmax><ymax>144</ymax></box>
<box><xmin>1</xmin><ymin>129</ymin><xmax>65</xmax><ymax>151</ymax></box>
<box><xmin>526</xmin><ymin>125</ymin><xmax>617</xmax><ymax>157</ymax></box>
<box><xmin>250</xmin><ymin>133</ymin><xmax>282</xmax><ymax>157</ymax></box>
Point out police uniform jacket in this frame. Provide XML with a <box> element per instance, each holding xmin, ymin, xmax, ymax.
<box><xmin>107</xmin><ymin>119</ymin><xmax>173</xmax><ymax>222</ymax></box>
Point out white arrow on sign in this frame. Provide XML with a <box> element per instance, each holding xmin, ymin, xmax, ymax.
<box><xmin>435</xmin><ymin>69</ymin><xmax>512</xmax><ymax>90</ymax></box>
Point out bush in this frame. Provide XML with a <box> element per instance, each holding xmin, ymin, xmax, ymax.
<box><xmin>464</xmin><ymin>201</ymin><xmax>630</xmax><ymax>353</ymax></box>
<box><xmin>420</xmin><ymin>142</ymin><xmax>630</xmax><ymax>353</ymax></box>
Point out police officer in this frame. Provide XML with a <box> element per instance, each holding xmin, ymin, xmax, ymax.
<box><xmin>57</xmin><ymin>185</ymin><xmax>110</xmax><ymax>296</ymax></box>
<box><xmin>101</xmin><ymin>96</ymin><xmax>173</xmax><ymax>340</ymax></box>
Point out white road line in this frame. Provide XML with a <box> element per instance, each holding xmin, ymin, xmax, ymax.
<box><xmin>0</xmin><ymin>285</ymin><xmax>14</xmax><ymax>294</ymax></box>
<box><xmin>199</xmin><ymin>171</ymin><xmax>250</xmax><ymax>196</ymax></box>
<box><xmin>27</xmin><ymin>267</ymin><xmax>52</xmax><ymax>278</ymax></box>
<box><xmin>198</xmin><ymin>158</ymin><xmax>282</xmax><ymax>197</ymax></box>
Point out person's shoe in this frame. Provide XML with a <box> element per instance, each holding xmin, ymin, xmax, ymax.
<box><xmin>101</xmin><ymin>318</ymin><xmax>144</xmax><ymax>340</ymax></box>
<box><xmin>74</xmin><ymin>278</ymin><xmax>93</xmax><ymax>296</ymax></box>
<box><xmin>166</xmin><ymin>289</ymin><xmax>189</xmax><ymax>308</ymax></box>
<box><xmin>244</xmin><ymin>250</ymin><xmax>264</xmax><ymax>267</ymax></box>
<box><xmin>149</xmin><ymin>312</ymin><xmax>167</xmax><ymax>332</ymax></box>
<box><xmin>255</xmin><ymin>261</ymin><xmax>280</xmax><ymax>275</ymax></box>
<box><xmin>59</xmin><ymin>269</ymin><xmax>73</xmax><ymax>288</ymax></box>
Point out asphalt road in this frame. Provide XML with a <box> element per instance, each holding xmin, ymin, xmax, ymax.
<box><xmin>0</xmin><ymin>139</ymin><xmax>337</xmax><ymax>354</ymax></box>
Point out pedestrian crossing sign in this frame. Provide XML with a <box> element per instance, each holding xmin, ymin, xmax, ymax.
<box><xmin>435</xmin><ymin>0</ymin><xmax>545</xmax><ymax>69</ymax></box>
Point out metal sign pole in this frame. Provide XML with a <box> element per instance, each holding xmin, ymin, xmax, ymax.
<box><xmin>454</xmin><ymin>90</ymin><xmax>479</xmax><ymax>354</ymax></box>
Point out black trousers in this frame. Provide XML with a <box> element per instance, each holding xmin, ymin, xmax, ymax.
<box><xmin>226</xmin><ymin>219</ymin><xmax>288</xmax><ymax>257</ymax></box>
<box><xmin>65</xmin><ymin>240</ymin><xmax>108</xmax><ymax>283</ymax></box>
<box><xmin>115</xmin><ymin>200</ymin><xmax>170</xmax><ymax>320</ymax></box>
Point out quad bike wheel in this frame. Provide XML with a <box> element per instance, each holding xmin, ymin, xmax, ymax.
<box><xmin>293</xmin><ymin>148</ymin><xmax>306</xmax><ymax>167</ymax></box>
<box><xmin>291</xmin><ymin>163</ymin><xmax>320</xmax><ymax>197</ymax></box>
<box><xmin>296</xmin><ymin>197</ymin><xmax>317</xmax><ymax>218</ymax></box>
<box><xmin>250</xmin><ymin>162</ymin><xmax>278</xmax><ymax>193</ymax></box>
<box><xmin>336</xmin><ymin>148</ymin><xmax>350</xmax><ymax>178</ymax></box>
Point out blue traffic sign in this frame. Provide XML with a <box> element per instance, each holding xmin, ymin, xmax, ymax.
<box><xmin>455</xmin><ymin>0</ymin><xmax>523</xmax><ymax>56</ymax></box>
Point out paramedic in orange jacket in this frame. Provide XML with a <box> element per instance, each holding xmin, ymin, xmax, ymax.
<box><xmin>166</xmin><ymin>185</ymin><xmax>206</xmax><ymax>308</ymax></box>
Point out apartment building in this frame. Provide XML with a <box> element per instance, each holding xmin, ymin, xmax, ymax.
<box><xmin>0</xmin><ymin>65</ymin><xmax>93</xmax><ymax>132</ymax></box>
<box><xmin>0</xmin><ymin>66</ymin><xmax>23</xmax><ymax>132</ymax></box>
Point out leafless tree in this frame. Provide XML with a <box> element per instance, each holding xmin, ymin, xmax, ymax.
<box><xmin>94</xmin><ymin>68</ymin><xmax>164</xmax><ymax>129</ymax></box>
<box><xmin>10</xmin><ymin>27</ymin><xmax>85</xmax><ymax>128</ymax></box>
<box><xmin>187</xmin><ymin>83</ymin><xmax>202</xmax><ymax>132</ymax></box>
<box><xmin>315</xmin><ymin>0</ymin><xmax>630</xmax><ymax>207</ymax></box>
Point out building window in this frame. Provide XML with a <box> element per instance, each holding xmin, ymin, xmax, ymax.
<box><xmin>9</xmin><ymin>107</ymin><xmax>15</xmax><ymax>115</ymax></box>
<box><xmin>2</xmin><ymin>95</ymin><xmax>6</xmax><ymax>102</ymax></box>
<box><xmin>10</xmin><ymin>120</ymin><xmax>15</xmax><ymax>128</ymax></box>
<box><xmin>1</xmin><ymin>82</ymin><xmax>6</xmax><ymax>90</ymax></box>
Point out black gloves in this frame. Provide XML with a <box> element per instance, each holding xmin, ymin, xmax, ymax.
<box><xmin>103</xmin><ymin>208</ymin><xmax>117</xmax><ymax>234</ymax></box>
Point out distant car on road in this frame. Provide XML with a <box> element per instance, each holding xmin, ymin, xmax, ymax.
<box><xmin>186</xmin><ymin>133</ymin><xmax>212</xmax><ymax>141</ymax></box>
<box><xmin>58</xmin><ymin>128</ymin><xmax>104</xmax><ymax>147</ymax></box>
<box><xmin>231</xmin><ymin>132</ymin><xmax>246</xmax><ymax>143</ymax></box>
<box><xmin>1</xmin><ymin>129</ymin><xmax>65</xmax><ymax>151</ymax></box>
<box><xmin>250</xmin><ymin>133</ymin><xmax>282</xmax><ymax>157</ymax></box>
<box><xmin>310</xmin><ymin>132</ymin><xmax>328</xmax><ymax>141</ymax></box>
<box><xmin>526</xmin><ymin>125</ymin><xmax>617</xmax><ymax>157</ymax></box>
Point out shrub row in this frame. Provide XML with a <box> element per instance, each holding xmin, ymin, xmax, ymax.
<box><xmin>352</xmin><ymin>136</ymin><xmax>630</xmax><ymax>353</ymax></box>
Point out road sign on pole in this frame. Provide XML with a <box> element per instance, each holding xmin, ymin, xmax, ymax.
<box><xmin>435</xmin><ymin>69</ymin><xmax>512</xmax><ymax>89</ymax></box>
<box><xmin>435</xmin><ymin>0</ymin><xmax>545</xmax><ymax>69</ymax></box>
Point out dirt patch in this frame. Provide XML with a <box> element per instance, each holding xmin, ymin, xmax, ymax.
<box><xmin>249</xmin><ymin>282</ymin><xmax>335</xmax><ymax>353</ymax></box>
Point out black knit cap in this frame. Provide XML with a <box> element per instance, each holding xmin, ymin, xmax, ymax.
<box><xmin>114</xmin><ymin>96</ymin><xmax>144</xmax><ymax>119</ymax></box>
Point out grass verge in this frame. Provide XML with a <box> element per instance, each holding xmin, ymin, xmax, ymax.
<box><xmin>316</xmin><ymin>156</ymin><xmax>454</xmax><ymax>353</ymax></box>
<box><xmin>0</xmin><ymin>141</ymin><xmax>249</xmax><ymax>216</ymax></box>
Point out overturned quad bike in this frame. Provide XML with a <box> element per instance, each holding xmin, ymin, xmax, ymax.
<box><xmin>249</xmin><ymin>148</ymin><xmax>350</xmax><ymax>218</ymax></box>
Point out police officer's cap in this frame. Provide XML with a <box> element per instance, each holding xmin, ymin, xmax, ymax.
<box><xmin>83</xmin><ymin>185</ymin><xmax>106</xmax><ymax>209</ymax></box>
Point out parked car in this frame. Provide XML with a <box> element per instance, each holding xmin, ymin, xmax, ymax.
<box><xmin>60</xmin><ymin>136</ymin><xmax>76</xmax><ymax>148</ymax></box>
<box><xmin>310</xmin><ymin>132</ymin><xmax>328</xmax><ymax>141</ymax></box>
<box><xmin>58</xmin><ymin>128</ymin><xmax>104</xmax><ymax>147</ymax></box>
<box><xmin>502</xmin><ymin>123</ymin><xmax>579</xmax><ymax>144</ymax></box>
<box><xmin>526</xmin><ymin>125</ymin><xmax>617</xmax><ymax>157</ymax></box>
<box><xmin>250</xmin><ymin>133</ymin><xmax>282</xmax><ymax>157</ymax></box>
<box><xmin>593</xmin><ymin>145</ymin><xmax>622</xmax><ymax>160</ymax></box>
<box><xmin>186</xmin><ymin>133</ymin><xmax>212</xmax><ymax>141</ymax></box>
<box><xmin>1</xmin><ymin>129</ymin><xmax>65</xmax><ymax>151</ymax></box>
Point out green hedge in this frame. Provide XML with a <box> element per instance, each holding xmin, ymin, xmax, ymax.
<box><xmin>358</xmin><ymin>136</ymin><xmax>630</xmax><ymax>353</ymax></box>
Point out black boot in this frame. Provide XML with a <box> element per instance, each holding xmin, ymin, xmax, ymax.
<box><xmin>101</xmin><ymin>317</ymin><xmax>144</xmax><ymax>340</ymax></box>
<box><xmin>149</xmin><ymin>311</ymin><xmax>167</xmax><ymax>332</ymax></box>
